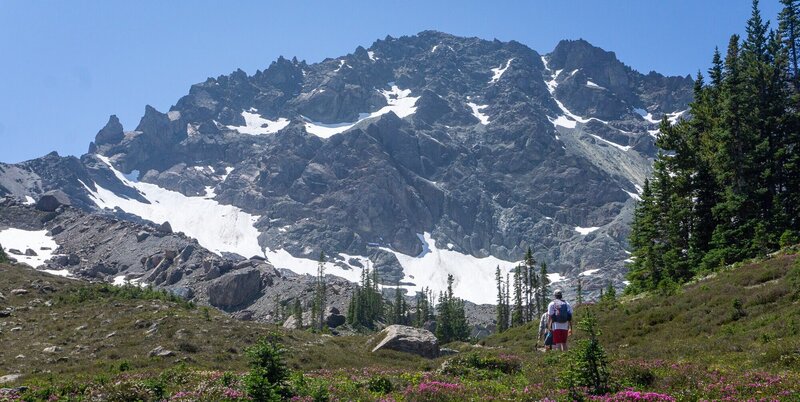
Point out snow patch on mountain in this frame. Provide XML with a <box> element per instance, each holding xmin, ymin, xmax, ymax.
<box><xmin>580</xmin><ymin>269</ymin><xmax>600</xmax><ymax>277</ymax></box>
<box><xmin>623</xmin><ymin>189</ymin><xmax>642</xmax><ymax>201</ymax></box>
<box><xmin>23</xmin><ymin>196</ymin><xmax>36</xmax><ymax>205</ymax></box>
<box><xmin>575</xmin><ymin>226</ymin><xmax>600</xmax><ymax>235</ymax></box>
<box><xmin>589</xmin><ymin>134</ymin><xmax>631</xmax><ymax>151</ymax></box>
<box><xmin>489</xmin><ymin>58</ymin><xmax>514</xmax><ymax>84</ymax></box>
<box><xmin>467</xmin><ymin>102</ymin><xmax>490</xmax><ymax>125</ymax></box>
<box><xmin>264</xmin><ymin>247</ymin><xmax>363</xmax><ymax>283</ymax></box>
<box><xmin>586</xmin><ymin>81</ymin><xmax>605</xmax><ymax>90</ymax></box>
<box><xmin>634</xmin><ymin>108</ymin><xmax>659</xmax><ymax>124</ymax></box>
<box><xmin>380</xmin><ymin>232</ymin><xmax>520</xmax><ymax>305</ymax></box>
<box><xmin>227</xmin><ymin>110</ymin><xmax>290</xmax><ymax>135</ymax></box>
<box><xmin>549</xmin><ymin>115</ymin><xmax>577</xmax><ymax>129</ymax></box>
<box><xmin>82</xmin><ymin>155</ymin><xmax>263</xmax><ymax>258</ymax></box>
<box><xmin>0</xmin><ymin>228</ymin><xmax>62</xmax><ymax>272</ymax></box>
<box><xmin>303</xmin><ymin>84</ymin><xmax>418</xmax><ymax>138</ymax></box>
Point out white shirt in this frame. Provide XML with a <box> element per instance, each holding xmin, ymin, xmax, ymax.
<box><xmin>538</xmin><ymin>312</ymin><xmax>549</xmax><ymax>337</ymax></box>
<box><xmin>547</xmin><ymin>299</ymin><xmax>573</xmax><ymax>331</ymax></box>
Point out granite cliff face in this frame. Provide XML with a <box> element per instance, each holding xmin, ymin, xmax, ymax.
<box><xmin>0</xmin><ymin>31</ymin><xmax>692</xmax><ymax>309</ymax></box>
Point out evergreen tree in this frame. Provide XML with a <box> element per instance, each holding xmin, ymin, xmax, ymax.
<box><xmin>293</xmin><ymin>299</ymin><xmax>303</xmax><ymax>329</ymax></box>
<box><xmin>0</xmin><ymin>244</ymin><xmax>7</xmax><ymax>264</ymax></box>
<box><xmin>311</xmin><ymin>252</ymin><xmax>327</xmax><ymax>331</ymax></box>
<box><xmin>345</xmin><ymin>264</ymin><xmax>385</xmax><ymax>328</ymax></box>
<box><xmin>576</xmin><ymin>278</ymin><xmax>584</xmax><ymax>306</ymax></box>
<box><xmin>495</xmin><ymin>266</ymin><xmax>508</xmax><ymax>332</ymax></box>
<box><xmin>504</xmin><ymin>273</ymin><xmax>511</xmax><ymax>329</ymax></box>
<box><xmin>539</xmin><ymin>261</ymin><xmax>550</xmax><ymax>312</ymax></box>
<box><xmin>435</xmin><ymin>274</ymin><xmax>469</xmax><ymax>343</ymax></box>
<box><xmin>524</xmin><ymin>247</ymin><xmax>538</xmax><ymax>319</ymax></box>
<box><xmin>511</xmin><ymin>265</ymin><xmax>524</xmax><ymax>326</ymax></box>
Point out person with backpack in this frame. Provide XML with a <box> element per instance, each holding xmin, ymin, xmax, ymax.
<box><xmin>538</xmin><ymin>311</ymin><xmax>553</xmax><ymax>351</ymax></box>
<box><xmin>547</xmin><ymin>289</ymin><xmax>573</xmax><ymax>351</ymax></box>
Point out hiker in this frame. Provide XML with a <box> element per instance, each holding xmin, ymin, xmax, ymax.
<box><xmin>538</xmin><ymin>311</ymin><xmax>553</xmax><ymax>351</ymax></box>
<box><xmin>547</xmin><ymin>289</ymin><xmax>573</xmax><ymax>351</ymax></box>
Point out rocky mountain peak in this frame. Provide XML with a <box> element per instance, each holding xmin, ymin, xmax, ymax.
<box><xmin>0</xmin><ymin>31</ymin><xmax>695</xmax><ymax>308</ymax></box>
<box><xmin>94</xmin><ymin>115</ymin><xmax>124</xmax><ymax>146</ymax></box>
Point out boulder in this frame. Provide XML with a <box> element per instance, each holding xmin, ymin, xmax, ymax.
<box><xmin>136</xmin><ymin>231</ymin><xmax>150</xmax><ymax>242</ymax></box>
<box><xmin>324</xmin><ymin>307</ymin><xmax>346</xmax><ymax>328</ymax></box>
<box><xmin>157</xmin><ymin>221</ymin><xmax>172</xmax><ymax>234</ymax></box>
<box><xmin>42</xmin><ymin>346</ymin><xmax>62</xmax><ymax>354</ymax></box>
<box><xmin>10</xmin><ymin>289</ymin><xmax>29</xmax><ymax>296</ymax></box>
<box><xmin>0</xmin><ymin>374</ymin><xmax>22</xmax><ymax>384</ymax></box>
<box><xmin>233</xmin><ymin>310</ymin><xmax>254</xmax><ymax>321</ymax></box>
<box><xmin>207</xmin><ymin>267</ymin><xmax>261</xmax><ymax>309</ymax></box>
<box><xmin>371</xmin><ymin>325</ymin><xmax>439</xmax><ymax>358</ymax></box>
<box><xmin>148</xmin><ymin>346</ymin><xmax>175</xmax><ymax>357</ymax></box>
<box><xmin>24</xmin><ymin>249</ymin><xmax>37</xmax><ymax>256</ymax></box>
<box><xmin>168</xmin><ymin>286</ymin><xmax>193</xmax><ymax>300</ymax></box>
<box><xmin>48</xmin><ymin>225</ymin><xmax>64</xmax><ymax>236</ymax></box>
<box><xmin>35</xmin><ymin>190</ymin><xmax>71</xmax><ymax>212</ymax></box>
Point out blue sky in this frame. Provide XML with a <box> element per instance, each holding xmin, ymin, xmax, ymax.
<box><xmin>0</xmin><ymin>0</ymin><xmax>783</xmax><ymax>163</ymax></box>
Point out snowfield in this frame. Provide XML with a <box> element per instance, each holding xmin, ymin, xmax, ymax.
<box><xmin>575</xmin><ymin>226</ymin><xmax>601</xmax><ymax>235</ymax></box>
<box><xmin>0</xmin><ymin>228</ymin><xmax>70</xmax><ymax>276</ymax></box>
<box><xmin>382</xmin><ymin>233</ymin><xmax>522</xmax><ymax>305</ymax></box>
<box><xmin>79</xmin><ymin>156</ymin><xmax>576</xmax><ymax>305</ymax></box>
<box><xmin>467</xmin><ymin>102</ymin><xmax>490</xmax><ymax>125</ymax></box>
<box><xmin>303</xmin><ymin>83</ymin><xmax>419</xmax><ymax>138</ymax></box>
<box><xmin>227</xmin><ymin>110</ymin><xmax>290</xmax><ymax>135</ymax></box>
<box><xmin>490</xmin><ymin>58</ymin><xmax>514</xmax><ymax>83</ymax></box>
<box><xmin>83</xmin><ymin>155</ymin><xmax>264</xmax><ymax>258</ymax></box>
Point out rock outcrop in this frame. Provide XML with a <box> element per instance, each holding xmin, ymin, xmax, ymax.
<box><xmin>371</xmin><ymin>325</ymin><xmax>440</xmax><ymax>358</ymax></box>
<box><xmin>207</xmin><ymin>267</ymin><xmax>262</xmax><ymax>309</ymax></box>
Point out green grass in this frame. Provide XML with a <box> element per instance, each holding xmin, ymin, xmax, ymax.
<box><xmin>0</xmin><ymin>263</ymin><xmax>434</xmax><ymax>387</ymax></box>
<box><xmin>1</xmin><ymin>251</ymin><xmax>800</xmax><ymax>401</ymax></box>
<box><xmin>479</xmin><ymin>250</ymin><xmax>800</xmax><ymax>373</ymax></box>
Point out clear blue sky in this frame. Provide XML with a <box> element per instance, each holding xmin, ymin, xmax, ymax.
<box><xmin>0</xmin><ymin>0</ymin><xmax>783</xmax><ymax>163</ymax></box>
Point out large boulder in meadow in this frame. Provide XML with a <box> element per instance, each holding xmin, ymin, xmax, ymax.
<box><xmin>371</xmin><ymin>325</ymin><xmax>439</xmax><ymax>359</ymax></box>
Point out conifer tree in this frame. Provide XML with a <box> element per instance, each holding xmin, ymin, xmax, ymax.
<box><xmin>524</xmin><ymin>247</ymin><xmax>537</xmax><ymax>319</ymax></box>
<box><xmin>435</xmin><ymin>274</ymin><xmax>469</xmax><ymax>343</ymax></box>
<box><xmin>293</xmin><ymin>298</ymin><xmax>303</xmax><ymax>329</ymax></box>
<box><xmin>0</xmin><ymin>244</ymin><xmax>7</xmax><ymax>264</ymax></box>
<box><xmin>311</xmin><ymin>252</ymin><xmax>327</xmax><ymax>331</ymax></box>
<box><xmin>495</xmin><ymin>266</ymin><xmax>508</xmax><ymax>332</ymax></box>
<box><xmin>539</xmin><ymin>261</ymin><xmax>550</xmax><ymax>311</ymax></box>
<box><xmin>576</xmin><ymin>278</ymin><xmax>583</xmax><ymax>306</ymax></box>
<box><xmin>511</xmin><ymin>265</ymin><xmax>524</xmax><ymax>326</ymax></box>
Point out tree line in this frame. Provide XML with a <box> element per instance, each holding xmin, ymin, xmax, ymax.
<box><xmin>628</xmin><ymin>0</ymin><xmax>800</xmax><ymax>293</ymax></box>
<box><xmin>495</xmin><ymin>247</ymin><xmax>552</xmax><ymax>332</ymax></box>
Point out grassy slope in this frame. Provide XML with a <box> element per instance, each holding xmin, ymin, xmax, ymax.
<box><xmin>1</xmin><ymin>251</ymin><xmax>799</xmax><ymax>400</ymax></box>
<box><xmin>0</xmin><ymin>263</ymin><xmax>434</xmax><ymax>385</ymax></box>
<box><xmin>483</xmin><ymin>250</ymin><xmax>800</xmax><ymax>372</ymax></box>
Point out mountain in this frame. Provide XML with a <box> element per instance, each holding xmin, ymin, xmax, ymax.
<box><xmin>0</xmin><ymin>31</ymin><xmax>692</xmax><ymax>312</ymax></box>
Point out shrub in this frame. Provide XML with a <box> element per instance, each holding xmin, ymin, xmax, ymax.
<box><xmin>561</xmin><ymin>310</ymin><xmax>611</xmax><ymax>397</ymax></box>
<box><xmin>403</xmin><ymin>381</ymin><xmax>463</xmax><ymax>402</ymax></box>
<box><xmin>367</xmin><ymin>375</ymin><xmax>394</xmax><ymax>394</ymax></box>
<box><xmin>178</xmin><ymin>341</ymin><xmax>200</xmax><ymax>353</ymax></box>
<box><xmin>441</xmin><ymin>352</ymin><xmax>521</xmax><ymax>377</ymax></box>
<box><xmin>780</xmin><ymin>230</ymin><xmax>800</xmax><ymax>248</ymax></box>
<box><xmin>245</xmin><ymin>335</ymin><xmax>291</xmax><ymax>401</ymax></box>
<box><xmin>0</xmin><ymin>243</ymin><xmax>8</xmax><ymax>263</ymax></box>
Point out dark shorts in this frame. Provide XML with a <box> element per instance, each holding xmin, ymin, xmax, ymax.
<box><xmin>552</xmin><ymin>329</ymin><xmax>569</xmax><ymax>344</ymax></box>
<box><xmin>544</xmin><ymin>332</ymin><xmax>553</xmax><ymax>346</ymax></box>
